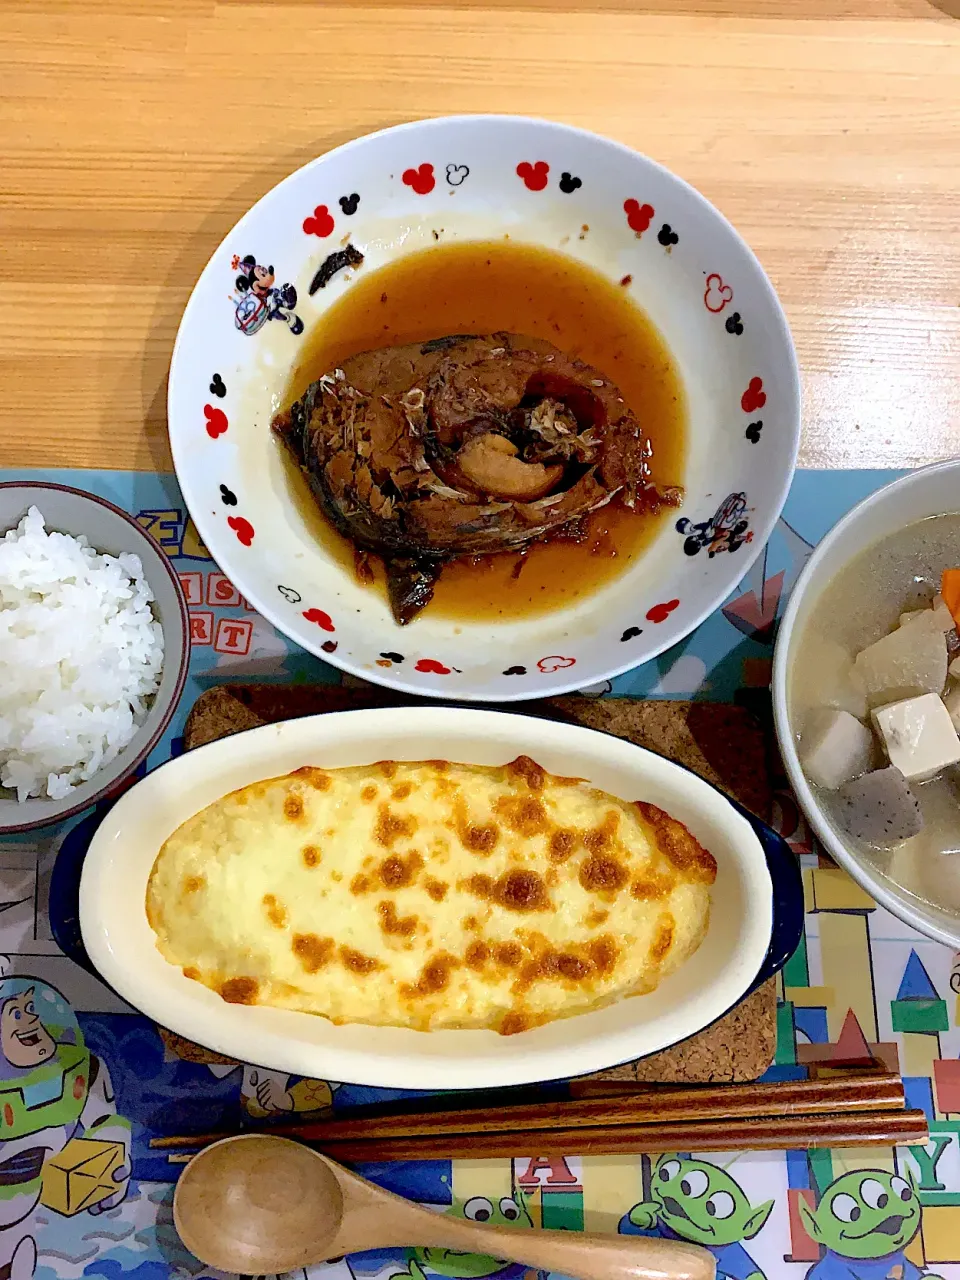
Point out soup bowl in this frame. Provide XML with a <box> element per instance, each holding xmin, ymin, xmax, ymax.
<box><xmin>773</xmin><ymin>459</ymin><xmax>960</xmax><ymax>946</ymax></box>
<box><xmin>168</xmin><ymin>115</ymin><xmax>800</xmax><ymax>701</ymax></box>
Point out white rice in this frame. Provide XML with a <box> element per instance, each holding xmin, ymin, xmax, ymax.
<box><xmin>0</xmin><ymin>506</ymin><xmax>164</xmax><ymax>802</ymax></box>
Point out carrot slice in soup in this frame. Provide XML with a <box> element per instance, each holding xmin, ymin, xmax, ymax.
<box><xmin>941</xmin><ymin>569</ymin><xmax>960</xmax><ymax>626</ymax></box>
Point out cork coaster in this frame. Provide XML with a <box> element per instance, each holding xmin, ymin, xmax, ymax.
<box><xmin>184</xmin><ymin>685</ymin><xmax>777</xmax><ymax>1083</ymax></box>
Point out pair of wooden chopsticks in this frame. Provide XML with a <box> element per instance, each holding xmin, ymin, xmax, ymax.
<box><xmin>151</xmin><ymin>1071</ymin><xmax>927</xmax><ymax>1159</ymax></box>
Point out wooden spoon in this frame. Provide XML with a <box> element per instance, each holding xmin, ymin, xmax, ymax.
<box><xmin>173</xmin><ymin>1134</ymin><xmax>714</xmax><ymax>1280</ymax></box>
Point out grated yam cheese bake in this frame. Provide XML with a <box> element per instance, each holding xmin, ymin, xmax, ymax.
<box><xmin>145</xmin><ymin>755</ymin><xmax>717</xmax><ymax>1035</ymax></box>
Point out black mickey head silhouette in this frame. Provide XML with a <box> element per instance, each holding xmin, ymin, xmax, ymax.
<box><xmin>218</xmin><ymin>484</ymin><xmax>237</xmax><ymax>506</ymax></box>
<box><xmin>657</xmin><ymin>224</ymin><xmax>679</xmax><ymax>247</ymax></box>
<box><xmin>725</xmin><ymin>312</ymin><xmax>744</xmax><ymax>336</ymax></box>
<box><xmin>338</xmin><ymin>194</ymin><xmax>360</xmax><ymax>215</ymax></box>
<box><xmin>559</xmin><ymin>172</ymin><xmax>582</xmax><ymax>194</ymax></box>
<box><xmin>277</xmin><ymin>584</ymin><xmax>302</xmax><ymax>603</ymax></box>
<box><xmin>745</xmin><ymin>420</ymin><xmax>763</xmax><ymax>444</ymax></box>
<box><xmin>380</xmin><ymin>651</ymin><xmax>404</xmax><ymax>663</ymax></box>
<box><xmin>209</xmin><ymin>373</ymin><xmax>226</xmax><ymax>398</ymax></box>
<box><xmin>620</xmin><ymin>626</ymin><xmax>643</xmax><ymax>641</ymax></box>
<box><xmin>503</xmin><ymin>665</ymin><xmax>527</xmax><ymax>675</ymax></box>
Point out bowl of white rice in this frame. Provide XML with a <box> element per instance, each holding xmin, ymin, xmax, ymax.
<box><xmin>0</xmin><ymin>483</ymin><xmax>190</xmax><ymax>834</ymax></box>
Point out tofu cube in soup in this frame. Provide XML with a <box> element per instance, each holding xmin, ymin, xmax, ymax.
<box><xmin>874</xmin><ymin>693</ymin><xmax>960</xmax><ymax>781</ymax></box>
<box><xmin>835</xmin><ymin>767</ymin><xmax>923</xmax><ymax>846</ymax></box>
<box><xmin>800</xmin><ymin>708</ymin><xmax>875</xmax><ymax>790</ymax></box>
<box><xmin>854</xmin><ymin>619</ymin><xmax>947</xmax><ymax>708</ymax></box>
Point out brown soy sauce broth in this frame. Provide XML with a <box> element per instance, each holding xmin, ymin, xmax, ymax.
<box><xmin>281</xmin><ymin>240</ymin><xmax>687</xmax><ymax>622</ymax></box>
<box><xmin>789</xmin><ymin>513</ymin><xmax>960</xmax><ymax>912</ymax></box>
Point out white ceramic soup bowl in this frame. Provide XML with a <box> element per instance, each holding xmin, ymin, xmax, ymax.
<box><xmin>168</xmin><ymin>114</ymin><xmax>800</xmax><ymax>701</ymax></box>
<box><xmin>79</xmin><ymin>706</ymin><xmax>802</xmax><ymax>1088</ymax></box>
<box><xmin>773</xmin><ymin>458</ymin><xmax>960</xmax><ymax>947</ymax></box>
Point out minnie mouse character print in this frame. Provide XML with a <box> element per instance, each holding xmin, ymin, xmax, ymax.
<box><xmin>231</xmin><ymin>254</ymin><xmax>304</xmax><ymax>336</ymax></box>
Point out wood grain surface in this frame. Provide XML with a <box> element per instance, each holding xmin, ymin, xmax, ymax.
<box><xmin>3</xmin><ymin>0</ymin><xmax>959</xmax><ymax>472</ymax></box>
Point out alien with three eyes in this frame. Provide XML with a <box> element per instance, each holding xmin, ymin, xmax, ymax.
<box><xmin>619</xmin><ymin>1155</ymin><xmax>773</xmax><ymax>1280</ymax></box>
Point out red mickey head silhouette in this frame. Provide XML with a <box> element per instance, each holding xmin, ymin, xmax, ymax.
<box><xmin>537</xmin><ymin>655</ymin><xmax>576</xmax><ymax>673</ymax></box>
<box><xmin>741</xmin><ymin>377</ymin><xmax>767</xmax><ymax>413</ymax></box>
<box><xmin>203</xmin><ymin>404</ymin><xmax>228</xmax><ymax>438</ymax></box>
<box><xmin>402</xmin><ymin>164</ymin><xmax>435</xmax><ymax>195</ymax></box>
<box><xmin>227</xmin><ymin>516</ymin><xmax>254</xmax><ymax>546</ymax></box>
<box><xmin>704</xmin><ymin>273</ymin><xmax>734</xmax><ymax>314</ymax></box>
<box><xmin>415</xmin><ymin>658</ymin><xmax>451</xmax><ymax>674</ymax></box>
<box><xmin>302</xmin><ymin>608</ymin><xmax>335</xmax><ymax>632</ymax></box>
<box><xmin>646</xmin><ymin>599</ymin><xmax>680</xmax><ymax>624</ymax></box>
<box><xmin>517</xmin><ymin>161</ymin><xmax>549</xmax><ymax>192</ymax></box>
<box><xmin>624</xmin><ymin>199</ymin><xmax>655</xmax><ymax>234</ymax></box>
<box><xmin>303</xmin><ymin>205</ymin><xmax>334</xmax><ymax>237</ymax></box>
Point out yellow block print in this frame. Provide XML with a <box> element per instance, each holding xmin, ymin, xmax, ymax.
<box><xmin>580</xmin><ymin>1158</ymin><xmax>643</xmax><ymax>1233</ymax></box>
<box><xmin>810</xmin><ymin>867</ymin><xmax>877</xmax><ymax>913</ymax></box>
<box><xmin>818</xmin><ymin>913</ymin><xmax>878</xmax><ymax>1041</ymax></box>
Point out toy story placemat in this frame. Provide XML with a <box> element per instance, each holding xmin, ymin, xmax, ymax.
<box><xmin>4</xmin><ymin>465</ymin><xmax>960</xmax><ymax>1280</ymax></box>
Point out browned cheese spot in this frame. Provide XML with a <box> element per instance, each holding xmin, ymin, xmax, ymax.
<box><xmin>465</xmin><ymin>940</ymin><xmax>490</xmax><ymax>970</ymax></box>
<box><xmin>340</xmin><ymin>945</ymin><xmax>383</xmax><ymax>975</ymax></box>
<box><xmin>361</xmin><ymin>785</ymin><xmax>378</xmax><ymax>803</ymax></box>
<box><xmin>426</xmin><ymin>759</ymin><xmax>450</xmax><ymax>772</ymax></box>
<box><xmin>506</xmin><ymin>755</ymin><xmax>546</xmax><ymax>791</ymax></box>
<box><xmin>375</xmin><ymin>803</ymin><xmax>418</xmax><ymax>847</ymax></box>
<box><xmin>377</xmin><ymin>760</ymin><xmax>398</xmax><ymax>779</ymax></box>
<box><xmin>284</xmin><ymin>792</ymin><xmax>304</xmax><ymax>822</ymax></box>
<box><xmin>583</xmin><ymin>810</ymin><xmax>621</xmax><ymax>855</ymax></box>
<box><xmin>292</xmin><ymin>933</ymin><xmax>335</xmax><ymax>974</ymax></box>
<box><xmin>378</xmin><ymin>900</ymin><xmax>417</xmax><ymax>937</ymax></box>
<box><xmin>425</xmin><ymin>877</ymin><xmax>449</xmax><ymax>902</ymax></box>
<box><xmin>585</xmin><ymin>906</ymin><xmax>609</xmax><ymax>926</ymax></box>
<box><xmin>220</xmin><ymin>977</ymin><xmax>259</xmax><ymax>1005</ymax></box>
<box><xmin>461</xmin><ymin>822</ymin><xmax>500</xmax><ymax>855</ymax></box>
<box><xmin>181</xmin><ymin>875</ymin><xmax>206</xmax><ymax>895</ymax></box>
<box><xmin>392</xmin><ymin>781</ymin><xmax>413</xmax><ymax>800</ymax></box>
<box><xmin>499</xmin><ymin>1010</ymin><xmax>531</xmax><ymax>1035</ymax></box>
<box><xmin>635</xmin><ymin>803</ymin><xmax>718</xmax><ymax>883</ymax></box>
<box><xmin>182</xmin><ymin>965</ymin><xmax>200</xmax><ymax>981</ymax></box>
<box><xmin>579</xmin><ymin>853</ymin><xmax>629</xmax><ymax>896</ymax></box>
<box><xmin>293</xmin><ymin>766</ymin><xmax>331</xmax><ymax>790</ymax></box>
<box><xmin>588</xmin><ymin>934</ymin><xmax>619</xmax><ymax>976</ymax></box>
<box><xmin>402</xmin><ymin>951</ymin><xmax>459</xmax><ymax>997</ymax></box>
<box><xmin>379</xmin><ymin>850</ymin><xmax>424</xmax><ymax>889</ymax></box>
<box><xmin>262</xmin><ymin>893</ymin><xmax>289</xmax><ymax>929</ymax></box>
<box><xmin>557</xmin><ymin>953</ymin><xmax>590</xmax><ymax>981</ymax></box>
<box><xmin>631</xmin><ymin>871</ymin><xmax>676</xmax><ymax>901</ymax></box>
<box><xmin>494</xmin><ymin>941</ymin><xmax>523</xmax><ymax>968</ymax></box>
<box><xmin>350</xmin><ymin>873</ymin><xmax>372</xmax><ymax>895</ymax></box>
<box><xmin>462</xmin><ymin>914</ymin><xmax>479</xmax><ymax>931</ymax></box>
<box><xmin>548</xmin><ymin>829</ymin><xmax>577</xmax><ymax>863</ymax></box>
<box><xmin>496</xmin><ymin>869</ymin><xmax>550</xmax><ymax>912</ymax></box>
<box><xmin>495</xmin><ymin>795</ymin><xmax>548</xmax><ymax>837</ymax></box>
<box><xmin>650</xmin><ymin>912</ymin><xmax>676</xmax><ymax>964</ymax></box>
<box><xmin>302</xmin><ymin>844</ymin><xmax>321</xmax><ymax>868</ymax></box>
<box><xmin>545</xmin><ymin>868</ymin><xmax>559</xmax><ymax>888</ymax></box>
<box><xmin>464</xmin><ymin>873</ymin><xmax>494</xmax><ymax>900</ymax></box>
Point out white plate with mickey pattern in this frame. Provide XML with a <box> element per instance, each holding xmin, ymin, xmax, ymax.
<box><xmin>168</xmin><ymin>115</ymin><xmax>800</xmax><ymax>700</ymax></box>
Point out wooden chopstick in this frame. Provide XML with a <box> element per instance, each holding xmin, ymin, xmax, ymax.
<box><xmin>311</xmin><ymin>1108</ymin><xmax>929</xmax><ymax>1161</ymax></box>
<box><xmin>149</xmin><ymin>1072</ymin><xmax>904</xmax><ymax>1150</ymax></box>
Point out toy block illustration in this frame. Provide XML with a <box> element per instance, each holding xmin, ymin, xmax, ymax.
<box><xmin>892</xmin><ymin>949</ymin><xmax>949</xmax><ymax>1034</ymax></box>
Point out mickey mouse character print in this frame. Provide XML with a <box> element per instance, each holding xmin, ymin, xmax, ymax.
<box><xmin>232</xmin><ymin>255</ymin><xmax>304</xmax><ymax>336</ymax></box>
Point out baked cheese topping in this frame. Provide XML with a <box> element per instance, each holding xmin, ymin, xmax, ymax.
<box><xmin>146</xmin><ymin>756</ymin><xmax>716</xmax><ymax>1034</ymax></box>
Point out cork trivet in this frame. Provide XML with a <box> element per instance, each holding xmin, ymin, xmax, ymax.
<box><xmin>183</xmin><ymin>685</ymin><xmax>777</xmax><ymax>1083</ymax></box>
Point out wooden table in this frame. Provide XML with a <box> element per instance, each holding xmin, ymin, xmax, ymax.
<box><xmin>3</xmin><ymin>0</ymin><xmax>958</xmax><ymax>473</ymax></box>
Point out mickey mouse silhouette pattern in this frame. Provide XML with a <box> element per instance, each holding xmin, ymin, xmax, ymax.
<box><xmin>231</xmin><ymin>254</ymin><xmax>303</xmax><ymax>336</ymax></box>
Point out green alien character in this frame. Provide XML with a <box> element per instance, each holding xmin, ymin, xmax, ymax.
<box><xmin>798</xmin><ymin>1168</ymin><xmax>942</xmax><ymax>1280</ymax></box>
<box><xmin>619</xmin><ymin>1154</ymin><xmax>774</xmax><ymax>1280</ymax></box>
<box><xmin>400</xmin><ymin>1191</ymin><xmax>544</xmax><ymax>1280</ymax></box>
